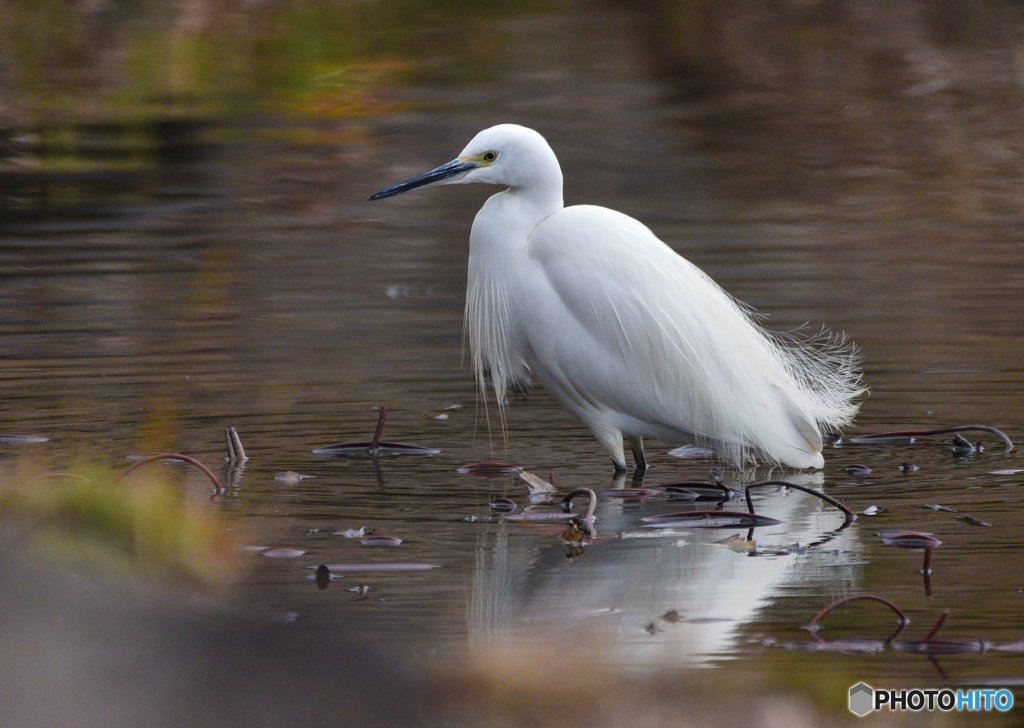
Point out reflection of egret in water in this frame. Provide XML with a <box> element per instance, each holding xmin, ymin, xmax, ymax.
<box><xmin>369</xmin><ymin>124</ymin><xmax>863</xmax><ymax>474</ymax></box>
<box><xmin>469</xmin><ymin>472</ymin><xmax>861</xmax><ymax>665</ymax></box>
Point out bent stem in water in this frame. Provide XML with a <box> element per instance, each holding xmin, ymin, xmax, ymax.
<box><xmin>115</xmin><ymin>453</ymin><xmax>223</xmax><ymax>498</ymax></box>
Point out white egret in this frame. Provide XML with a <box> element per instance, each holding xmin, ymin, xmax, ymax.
<box><xmin>369</xmin><ymin>124</ymin><xmax>864</xmax><ymax>473</ymax></box>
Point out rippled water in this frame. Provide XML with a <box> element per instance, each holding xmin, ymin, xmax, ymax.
<box><xmin>2</xmin><ymin>0</ymin><xmax>1023</xmax><ymax>710</ymax></box>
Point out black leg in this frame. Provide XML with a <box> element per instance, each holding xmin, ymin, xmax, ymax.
<box><xmin>629</xmin><ymin>437</ymin><xmax>648</xmax><ymax>474</ymax></box>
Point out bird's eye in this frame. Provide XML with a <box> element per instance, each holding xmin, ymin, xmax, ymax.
<box><xmin>483</xmin><ymin>151</ymin><xmax>498</xmax><ymax>162</ymax></box>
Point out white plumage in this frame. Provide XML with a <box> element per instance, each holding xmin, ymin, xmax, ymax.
<box><xmin>369</xmin><ymin>124</ymin><xmax>864</xmax><ymax>472</ymax></box>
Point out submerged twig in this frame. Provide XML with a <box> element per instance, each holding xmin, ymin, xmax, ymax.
<box><xmin>922</xmin><ymin>545</ymin><xmax>934</xmax><ymax>575</ymax></box>
<box><xmin>371</xmin><ymin>405</ymin><xmax>387</xmax><ymax>451</ymax></box>
<box><xmin>313</xmin><ymin>405</ymin><xmax>441</xmax><ymax>457</ymax></box>
<box><xmin>924</xmin><ymin>609</ymin><xmax>950</xmax><ymax>642</ymax></box>
<box><xmin>641</xmin><ymin>510</ymin><xmax>781</xmax><ymax>528</ymax></box>
<box><xmin>115</xmin><ymin>453</ymin><xmax>223</xmax><ymax>495</ymax></box>
<box><xmin>224</xmin><ymin>427</ymin><xmax>248</xmax><ymax>464</ymax></box>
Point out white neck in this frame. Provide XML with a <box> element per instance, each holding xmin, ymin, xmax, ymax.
<box><xmin>463</xmin><ymin>184</ymin><xmax>563</xmax><ymax>406</ymax></box>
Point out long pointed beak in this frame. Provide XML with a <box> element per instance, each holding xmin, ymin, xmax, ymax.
<box><xmin>368</xmin><ymin>159</ymin><xmax>478</xmax><ymax>201</ymax></box>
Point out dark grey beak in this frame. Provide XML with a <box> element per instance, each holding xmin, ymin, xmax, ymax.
<box><xmin>368</xmin><ymin>159</ymin><xmax>478</xmax><ymax>201</ymax></box>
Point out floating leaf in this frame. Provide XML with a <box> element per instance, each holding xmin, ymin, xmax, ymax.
<box><xmin>263</xmin><ymin>548</ymin><xmax>306</xmax><ymax>559</ymax></box>
<box><xmin>661</xmin><ymin>488</ymin><xmax>699</xmax><ymax>502</ymax></box>
<box><xmin>658</xmin><ymin>482</ymin><xmax>737</xmax><ymax>500</ymax></box>
<box><xmin>315</xmin><ymin>563</ymin><xmax>441</xmax><ymax>572</ymax></box>
<box><xmin>878</xmin><ymin>530</ymin><xmax>942</xmax><ymax>549</ymax></box>
<box><xmin>502</xmin><ymin>511</ymin><xmax>576</xmax><ymax>522</ymax></box>
<box><xmin>334</xmin><ymin>527</ymin><xmax>373</xmax><ymax>538</ymax></box>
<box><xmin>923</xmin><ymin>503</ymin><xmax>956</xmax><ymax>513</ymax></box>
<box><xmin>313</xmin><ymin>442</ymin><xmax>441</xmax><ymax>456</ymax></box>
<box><xmin>515</xmin><ymin>470</ymin><xmax>556</xmax><ymax>493</ymax></box>
<box><xmin>846</xmin><ymin>434</ymin><xmax>916</xmax><ymax>445</ymax></box>
<box><xmin>992</xmin><ymin>641</ymin><xmax>1024</xmax><ymax>653</ymax></box>
<box><xmin>489</xmin><ymin>497</ymin><xmax>517</xmax><ymax>513</ymax></box>
<box><xmin>458</xmin><ymin>462</ymin><xmax>521</xmax><ymax>475</ymax></box>
<box><xmin>667</xmin><ymin>445</ymin><xmax>715</xmax><ymax>459</ymax></box>
<box><xmin>313</xmin><ymin>405</ymin><xmax>440</xmax><ymax>457</ymax></box>
<box><xmin>893</xmin><ymin>640</ymin><xmax>988</xmax><ymax>655</ymax></box>
<box><xmin>274</xmin><ymin>471</ymin><xmax>315</xmax><ymax>483</ymax></box>
<box><xmin>861</xmin><ymin>505</ymin><xmax>883</xmax><ymax>516</ymax></box>
<box><xmin>385</xmin><ymin>284</ymin><xmax>413</xmax><ymax>298</ymax></box>
<box><xmin>845</xmin><ymin>464</ymin><xmax>872</xmax><ymax>477</ymax></box>
<box><xmin>601</xmin><ymin>488</ymin><xmax>661</xmax><ymax>499</ymax></box>
<box><xmin>779</xmin><ymin>639</ymin><xmax>887</xmax><ymax>654</ymax></box>
<box><xmin>0</xmin><ymin>434</ymin><xmax>49</xmax><ymax>444</ymax></box>
<box><xmin>847</xmin><ymin>425</ymin><xmax>1014</xmax><ymax>451</ymax></box>
<box><xmin>718</xmin><ymin>534</ymin><xmax>755</xmax><ymax>552</ymax></box>
<box><xmin>360</xmin><ymin>535</ymin><xmax>403</xmax><ymax>547</ymax></box>
<box><xmin>959</xmin><ymin>515</ymin><xmax>992</xmax><ymax>528</ymax></box>
<box><xmin>641</xmin><ymin>510</ymin><xmax>782</xmax><ymax>529</ymax></box>
<box><xmin>618</xmin><ymin>529</ymin><xmax>689</xmax><ymax>540</ymax></box>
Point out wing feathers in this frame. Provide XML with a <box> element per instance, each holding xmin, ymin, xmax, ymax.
<box><xmin>524</xmin><ymin>205</ymin><xmax>863</xmax><ymax>467</ymax></box>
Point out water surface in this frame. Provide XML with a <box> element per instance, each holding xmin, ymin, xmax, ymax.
<box><xmin>2</xmin><ymin>0</ymin><xmax>1022</xmax><ymax>711</ymax></box>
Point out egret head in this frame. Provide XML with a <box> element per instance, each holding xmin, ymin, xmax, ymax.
<box><xmin>368</xmin><ymin>124</ymin><xmax>561</xmax><ymax>200</ymax></box>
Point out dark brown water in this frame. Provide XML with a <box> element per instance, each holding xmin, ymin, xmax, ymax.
<box><xmin>2</xmin><ymin>0</ymin><xmax>1023</xmax><ymax>712</ymax></box>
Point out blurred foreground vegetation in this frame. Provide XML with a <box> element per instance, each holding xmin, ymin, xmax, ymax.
<box><xmin>0</xmin><ymin>457</ymin><xmax>237</xmax><ymax>585</ymax></box>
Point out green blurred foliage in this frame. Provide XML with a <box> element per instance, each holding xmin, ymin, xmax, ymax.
<box><xmin>0</xmin><ymin>0</ymin><xmax>545</xmax><ymax>125</ymax></box>
<box><xmin>0</xmin><ymin>459</ymin><xmax>237</xmax><ymax>586</ymax></box>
